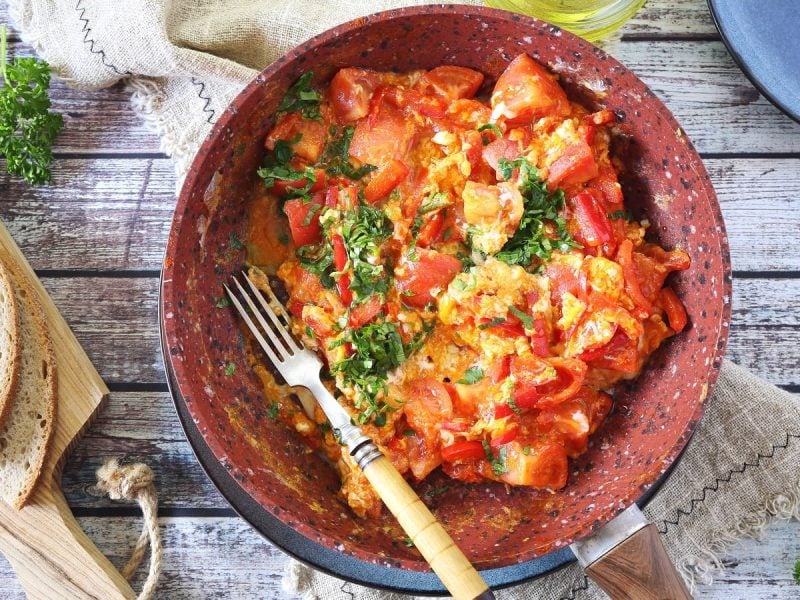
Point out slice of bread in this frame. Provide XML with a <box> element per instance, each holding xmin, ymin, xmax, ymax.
<box><xmin>0</xmin><ymin>260</ymin><xmax>20</xmax><ymax>429</ymax></box>
<box><xmin>0</xmin><ymin>257</ymin><xmax>57</xmax><ymax>509</ymax></box>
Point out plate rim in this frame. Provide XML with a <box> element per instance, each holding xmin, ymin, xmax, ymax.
<box><xmin>708</xmin><ymin>0</ymin><xmax>800</xmax><ymax>124</ymax></box>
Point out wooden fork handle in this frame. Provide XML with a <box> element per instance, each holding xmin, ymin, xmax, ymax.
<box><xmin>584</xmin><ymin>523</ymin><xmax>692</xmax><ymax>600</ymax></box>
<box><xmin>359</xmin><ymin>454</ymin><xmax>493</xmax><ymax>600</ymax></box>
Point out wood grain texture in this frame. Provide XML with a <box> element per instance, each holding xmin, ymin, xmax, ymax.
<box><xmin>0</xmin><ymin>225</ymin><xmax>134</xmax><ymax>600</ymax></box>
<box><xmin>1</xmin><ymin>158</ymin><xmax>799</xmax><ymax>272</ymax></box>
<box><xmin>585</xmin><ymin>524</ymin><xmax>692</xmax><ymax>599</ymax></box>
<box><xmin>0</xmin><ymin>514</ymin><xmax>796</xmax><ymax>600</ymax></box>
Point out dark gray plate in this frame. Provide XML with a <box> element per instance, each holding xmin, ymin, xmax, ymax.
<box><xmin>709</xmin><ymin>0</ymin><xmax>800</xmax><ymax>123</ymax></box>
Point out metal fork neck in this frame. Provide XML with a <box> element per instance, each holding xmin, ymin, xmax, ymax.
<box><xmin>337</xmin><ymin>423</ymin><xmax>383</xmax><ymax>470</ymax></box>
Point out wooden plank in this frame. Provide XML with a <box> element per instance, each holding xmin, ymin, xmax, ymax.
<box><xmin>622</xmin><ymin>0</ymin><xmax>718</xmax><ymax>37</ymax></box>
<box><xmin>60</xmin><ymin>392</ymin><xmax>227</xmax><ymax>510</ymax></box>
<box><xmin>611</xmin><ymin>41</ymin><xmax>800</xmax><ymax>154</ymax></box>
<box><xmin>1</xmin><ymin>515</ymin><xmax>797</xmax><ymax>599</ymax></box>
<box><xmin>1</xmin><ymin>158</ymin><xmax>799</xmax><ymax>273</ymax></box>
<box><xmin>41</xmin><ymin>277</ymin><xmax>163</xmax><ymax>385</ymax></box>
<box><xmin>4</xmin><ymin>37</ymin><xmax>162</xmax><ymax>155</ymax></box>
<box><xmin>0</xmin><ymin>159</ymin><xmax>175</xmax><ymax>271</ymax></box>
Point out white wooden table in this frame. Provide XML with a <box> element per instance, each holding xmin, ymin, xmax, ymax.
<box><xmin>1</xmin><ymin>1</ymin><xmax>799</xmax><ymax>597</ymax></box>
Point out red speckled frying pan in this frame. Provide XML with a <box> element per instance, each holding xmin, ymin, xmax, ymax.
<box><xmin>160</xmin><ymin>5</ymin><xmax>730</xmax><ymax>595</ymax></box>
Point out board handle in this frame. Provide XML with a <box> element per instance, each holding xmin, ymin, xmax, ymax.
<box><xmin>0</xmin><ymin>482</ymin><xmax>135</xmax><ymax>600</ymax></box>
<box><xmin>584</xmin><ymin>523</ymin><xmax>692</xmax><ymax>600</ymax></box>
<box><xmin>360</xmin><ymin>454</ymin><xmax>493</xmax><ymax>600</ymax></box>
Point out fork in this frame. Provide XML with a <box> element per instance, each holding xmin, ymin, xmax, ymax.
<box><xmin>225</xmin><ymin>271</ymin><xmax>495</xmax><ymax>600</ymax></box>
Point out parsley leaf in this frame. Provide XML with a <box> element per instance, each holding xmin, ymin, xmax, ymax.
<box><xmin>224</xmin><ymin>362</ymin><xmax>236</xmax><ymax>376</ymax></box>
<box><xmin>478</xmin><ymin>316</ymin><xmax>506</xmax><ymax>330</ymax></box>
<box><xmin>340</xmin><ymin>204</ymin><xmax>392</xmax><ymax>302</ymax></box>
<box><xmin>321</xmin><ymin>125</ymin><xmax>377</xmax><ymax>180</ymax></box>
<box><xmin>608</xmin><ymin>209</ymin><xmax>633</xmax><ymax>220</ymax></box>
<box><xmin>215</xmin><ymin>296</ymin><xmax>231</xmax><ymax>309</ymax></box>
<box><xmin>477</xmin><ymin>123</ymin><xmax>503</xmax><ymax>138</ymax></box>
<box><xmin>277</xmin><ymin>71</ymin><xmax>322</xmax><ymax>120</ymax></box>
<box><xmin>418</xmin><ymin>191</ymin><xmax>453</xmax><ymax>214</ymax></box>
<box><xmin>257</xmin><ymin>134</ymin><xmax>317</xmax><ymax>200</ymax></box>
<box><xmin>0</xmin><ymin>25</ymin><xmax>64</xmax><ymax>185</ymax></box>
<box><xmin>457</xmin><ymin>366</ymin><xmax>484</xmax><ymax>385</ymax></box>
<box><xmin>296</xmin><ymin>241</ymin><xmax>335</xmax><ymax>289</ymax></box>
<box><xmin>508</xmin><ymin>305</ymin><xmax>534</xmax><ymax>330</ymax></box>
<box><xmin>482</xmin><ymin>439</ymin><xmax>509</xmax><ymax>476</ymax></box>
<box><xmin>267</xmin><ymin>402</ymin><xmax>279</xmax><ymax>420</ymax></box>
<box><xmin>494</xmin><ymin>157</ymin><xmax>579</xmax><ymax>267</ymax></box>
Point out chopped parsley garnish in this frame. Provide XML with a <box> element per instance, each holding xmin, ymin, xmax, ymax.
<box><xmin>403</xmin><ymin>429</ymin><xmax>417</xmax><ymax>437</ymax></box>
<box><xmin>494</xmin><ymin>157</ymin><xmax>579</xmax><ymax>267</ymax></box>
<box><xmin>508</xmin><ymin>305</ymin><xmax>534</xmax><ymax>330</ymax></box>
<box><xmin>296</xmin><ymin>241</ymin><xmax>335</xmax><ymax>288</ymax></box>
<box><xmin>0</xmin><ymin>25</ymin><xmax>64</xmax><ymax>185</ymax></box>
<box><xmin>304</xmin><ymin>325</ymin><xmax>316</xmax><ymax>339</ymax></box>
<box><xmin>477</xmin><ymin>123</ymin><xmax>503</xmax><ymax>138</ymax></box>
<box><xmin>508</xmin><ymin>396</ymin><xmax>522</xmax><ymax>415</ymax></box>
<box><xmin>229</xmin><ymin>232</ymin><xmax>245</xmax><ymax>251</ymax></box>
<box><xmin>608</xmin><ymin>209</ymin><xmax>633</xmax><ymax>220</ymax></box>
<box><xmin>276</xmin><ymin>71</ymin><xmax>322</xmax><ymax>121</ymax></box>
<box><xmin>482</xmin><ymin>439</ymin><xmax>509</xmax><ymax>476</ymax></box>
<box><xmin>340</xmin><ymin>204</ymin><xmax>393</xmax><ymax>302</ymax></box>
<box><xmin>457</xmin><ymin>366</ymin><xmax>484</xmax><ymax>385</ymax></box>
<box><xmin>215</xmin><ymin>296</ymin><xmax>231</xmax><ymax>309</ymax></box>
<box><xmin>424</xmin><ymin>486</ymin><xmax>450</xmax><ymax>498</ymax></box>
<box><xmin>403</xmin><ymin>537</ymin><xmax>415</xmax><ymax>548</ymax></box>
<box><xmin>257</xmin><ymin>134</ymin><xmax>317</xmax><ymax>200</ymax></box>
<box><xmin>329</xmin><ymin>320</ymin><xmax>404</xmax><ymax>424</ymax></box>
<box><xmin>301</xmin><ymin>201</ymin><xmax>322</xmax><ymax>226</ymax></box>
<box><xmin>522</xmin><ymin>444</ymin><xmax>531</xmax><ymax>456</ymax></box>
<box><xmin>267</xmin><ymin>401</ymin><xmax>279</xmax><ymax>420</ymax></box>
<box><xmin>224</xmin><ymin>362</ymin><xmax>236</xmax><ymax>376</ymax></box>
<box><xmin>478</xmin><ymin>316</ymin><xmax>506</xmax><ymax>330</ymax></box>
<box><xmin>321</xmin><ymin>125</ymin><xmax>377</xmax><ymax>180</ymax></box>
<box><xmin>330</xmin><ymin>318</ymin><xmax>428</xmax><ymax>424</ymax></box>
<box><xmin>418</xmin><ymin>191</ymin><xmax>453</xmax><ymax>214</ymax></box>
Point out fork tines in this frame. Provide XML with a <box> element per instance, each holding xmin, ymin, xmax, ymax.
<box><xmin>224</xmin><ymin>271</ymin><xmax>303</xmax><ymax>366</ymax></box>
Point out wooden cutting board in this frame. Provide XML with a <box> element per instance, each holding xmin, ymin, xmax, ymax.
<box><xmin>0</xmin><ymin>221</ymin><xmax>135</xmax><ymax>599</ymax></box>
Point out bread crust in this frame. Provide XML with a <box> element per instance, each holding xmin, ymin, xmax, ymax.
<box><xmin>0</xmin><ymin>257</ymin><xmax>58</xmax><ymax>509</ymax></box>
<box><xmin>0</xmin><ymin>259</ymin><xmax>20</xmax><ymax>429</ymax></box>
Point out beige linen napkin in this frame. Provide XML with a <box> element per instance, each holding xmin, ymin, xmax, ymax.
<box><xmin>9</xmin><ymin>2</ymin><xmax>799</xmax><ymax>598</ymax></box>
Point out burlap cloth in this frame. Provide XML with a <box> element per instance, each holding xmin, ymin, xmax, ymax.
<box><xmin>8</xmin><ymin>1</ymin><xmax>799</xmax><ymax>598</ymax></box>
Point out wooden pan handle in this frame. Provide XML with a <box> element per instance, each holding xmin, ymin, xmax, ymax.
<box><xmin>360</xmin><ymin>455</ymin><xmax>494</xmax><ymax>600</ymax></box>
<box><xmin>584</xmin><ymin>523</ymin><xmax>692</xmax><ymax>600</ymax></box>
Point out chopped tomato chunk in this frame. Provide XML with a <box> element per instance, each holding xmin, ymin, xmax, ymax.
<box><xmin>364</xmin><ymin>158</ymin><xmax>409</xmax><ymax>204</ymax></box>
<box><xmin>547</xmin><ymin>140</ymin><xmax>599</xmax><ymax>189</ymax></box>
<box><xmin>658</xmin><ymin>287</ymin><xmax>689</xmax><ymax>333</ymax></box>
<box><xmin>329</xmin><ymin>68</ymin><xmax>379</xmax><ymax>122</ymax></box>
<box><xmin>500</xmin><ymin>441</ymin><xmax>569</xmax><ymax>488</ymax></box>
<box><xmin>570</xmin><ymin>189</ymin><xmax>614</xmax><ymax>248</ymax></box>
<box><xmin>395</xmin><ymin>249</ymin><xmax>462</xmax><ymax>308</ymax></box>
<box><xmin>441</xmin><ymin>440</ymin><xmax>485</xmax><ymax>462</ymax></box>
<box><xmin>416</xmin><ymin>65</ymin><xmax>484</xmax><ymax>101</ymax></box>
<box><xmin>349</xmin><ymin>295</ymin><xmax>384</xmax><ymax>328</ymax></box>
<box><xmin>491</xmin><ymin>53</ymin><xmax>571</xmax><ymax>126</ymax></box>
<box><xmin>283</xmin><ymin>193</ymin><xmax>324</xmax><ymax>247</ymax></box>
<box><xmin>265</xmin><ymin>112</ymin><xmax>327</xmax><ymax>163</ymax></box>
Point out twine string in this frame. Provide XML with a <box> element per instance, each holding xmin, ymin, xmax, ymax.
<box><xmin>94</xmin><ymin>459</ymin><xmax>162</xmax><ymax>600</ymax></box>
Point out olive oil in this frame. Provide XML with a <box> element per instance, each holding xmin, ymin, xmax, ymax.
<box><xmin>484</xmin><ymin>0</ymin><xmax>645</xmax><ymax>42</ymax></box>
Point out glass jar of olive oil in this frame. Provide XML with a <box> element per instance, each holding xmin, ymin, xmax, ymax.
<box><xmin>484</xmin><ymin>0</ymin><xmax>645</xmax><ymax>41</ymax></box>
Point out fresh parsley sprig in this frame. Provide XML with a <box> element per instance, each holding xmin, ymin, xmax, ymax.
<box><xmin>321</xmin><ymin>125</ymin><xmax>376</xmax><ymax>180</ymax></box>
<box><xmin>0</xmin><ymin>25</ymin><xmax>64</xmax><ymax>185</ymax></box>
<box><xmin>494</xmin><ymin>157</ymin><xmax>579</xmax><ymax>267</ymax></box>
<box><xmin>277</xmin><ymin>72</ymin><xmax>322</xmax><ymax>121</ymax></box>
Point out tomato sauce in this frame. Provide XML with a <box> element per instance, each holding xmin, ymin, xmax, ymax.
<box><xmin>248</xmin><ymin>55</ymin><xmax>690</xmax><ymax>517</ymax></box>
